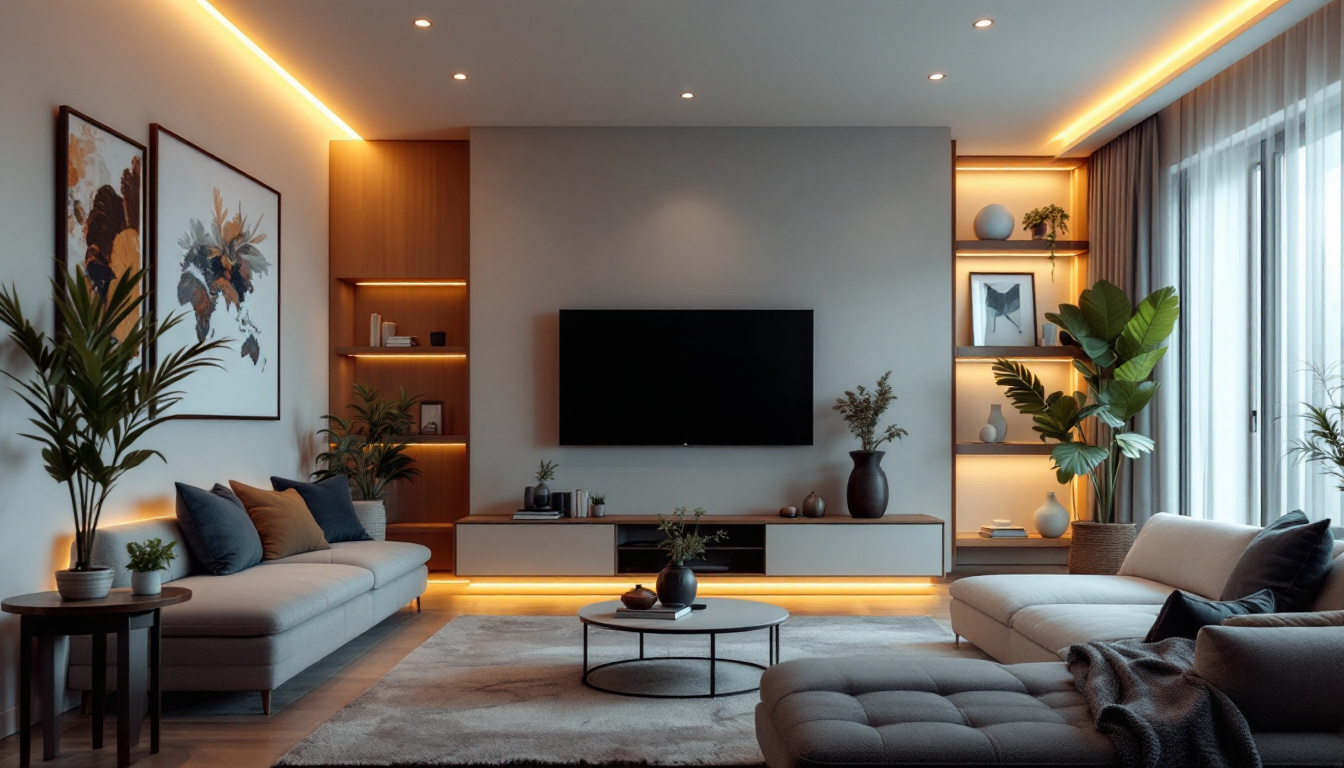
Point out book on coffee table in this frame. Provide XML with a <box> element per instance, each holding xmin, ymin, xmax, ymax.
<box><xmin>615</xmin><ymin>605</ymin><xmax>691</xmax><ymax>620</ymax></box>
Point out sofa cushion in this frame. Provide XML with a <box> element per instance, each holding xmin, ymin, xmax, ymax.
<box><xmin>948</xmin><ymin>574</ymin><xmax>1172</xmax><ymax>626</ymax></box>
<box><xmin>84</xmin><ymin>517</ymin><xmax>199</xmax><ymax>587</ymax></box>
<box><xmin>1195</xmin><ymin>625</ymin><xmax>1344</xmax><ymax>733</ymax></box>
<box><xmin>1118</xmin><ymin>513</ymin><xmax>1260</xmax><ymax>599</ymax></box>
<box><xmin>159</xmin><ymin>563</ymin><xmax>374</xmax><ymax>637</ymax></box>
<box><xmin>271</xmin><ymin>475</ymin><xmax>371</xmax><ymax>543</ymax></box>
<box><xmin>259</xmin><ymin>540</ymin><xmax>431</xmax><ymax>588</ymax></box>
<box><xmin>1221</xmin><ymin>511</ymin><xmax>1335</xmax><ymax>611</ymax></box>
<box><xmin>1144</xmin><ymin>589</ymin><xmax>1276</xmax><ymax>642</ymax></box>
<box><xmin>1310</xmin><ymin>553</ymin><xmax>1344</xmax><ymax>611</ymax></box>
<box><xmin>1223</xmin><ymin>609</ymin><xmax>1344</xmax><ymax>628</ymax></box>
<box><xmin>230</xmin><ymin>481</ymin><xmax>331</xmax><ymax>561</ymax></box>
<box><xmin>1011</xmin><ymin>604</ymin><xmax>1163</xmax><ymax>658</ymax></box>
<box><xmin>174</xmin><ymin>483</ymin><xmax>263</xmax><ymax>576</ymax></box>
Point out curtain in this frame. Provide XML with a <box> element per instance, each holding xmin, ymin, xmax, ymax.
<box><xmin>1163</xmin><ymin>1</ymin><xmax>1344</xmax><ymax>526</ymax></box>
<box><xmin>1087</xmin><ymin>116</ymin><xmax>1174</xmax><ymax>525</ymax></box>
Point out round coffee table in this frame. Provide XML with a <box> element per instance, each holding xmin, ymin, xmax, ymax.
<box><xmin>577</xmin><ymin>597</ymin><xmax>788</xmax><ymax>698</ymax></box>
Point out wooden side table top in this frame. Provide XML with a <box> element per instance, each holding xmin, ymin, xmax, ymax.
<box><xmin>2</xmin><ymin>587</ymin><xmax>191</xmax><ymax>616</ymax></box>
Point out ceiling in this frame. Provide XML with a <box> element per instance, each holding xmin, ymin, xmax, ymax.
<box><xmin>211</xmin><ymin>0</ymin><xmax>1328</xmax><ymax>155</ymax></box>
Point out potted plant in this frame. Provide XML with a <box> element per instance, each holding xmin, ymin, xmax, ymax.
<box><xmin>313</xmin><ymin>383</ymin><xmax>422</xmax><ymax>540</ymax></box>
<box><xmin>0</xmin><ymin>266</ymin><xmax>225</xmax><ymax>600</ymax></box>
<box><xmin>125</xmin><ymin>537</ymin><xmax>177</xmax><ymax>596</ymax></box>
<box><xmin>992</xmin><ymin>280</ymin><xmax>1179</xmax><ymax>574</ymax></box>
<box><xmin>532</xmin><ymin>460</ymin><xmax>558</xmax><ymax>509</ymax></box>
<box><xmin>1021</xmin><ymin>204</ymin><xmax>1070</xmax><ymax>275</ymax></box>
<box><xmin>654</xmin><ymin>507</ymin><xmax>727</xmax><ymax>609</ymax></box>
<box><xmin>1288</xmin><ymin>363</ymin><xmax>1344</xmax><ymax>487</ymax></box>
<box><xmin>591</xmin><ymin>493</ymin><xmax>607</xmax><ymax>518</ymax></box>
<box><xmin>833</xmin><ymin>371</ymin><xmax>909</xmax><ymax>518</ymax></box>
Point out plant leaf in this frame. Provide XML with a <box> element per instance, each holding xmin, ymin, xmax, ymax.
<box><xmin>1080</xmin><ymin>280</ymin><xmax>1133</xmax><ymax>341</ymax></box>
<box><xmin>1117</xmin><ymin>286</ymin><xmax>1180</xmax><ymax>359</ymax></box>
<box><xmin>1114</xmin><ymin>347</ymin><xmax>1168</xmax><ymax>383</ymax></box>
<box><xmin>1115</xmin><ymin>432</ymin><xmax>1156</xmax><ymax>459</ymax></box>
<box><xmin>1051</xmin><ymin>442</ymin><xmax>1110</xmax><ymax>478</ymax></box>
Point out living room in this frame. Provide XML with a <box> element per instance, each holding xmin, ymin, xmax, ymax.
<box><xmin>2</xmin><ymin>1</ymin><xmax>1343</xmax><ymax>766</ymax></box>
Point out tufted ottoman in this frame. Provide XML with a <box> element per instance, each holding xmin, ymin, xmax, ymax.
<box><xmin>755</xmin><ymin>655</ymin><xmax>1117</xmax><ymax>767</ymax></box>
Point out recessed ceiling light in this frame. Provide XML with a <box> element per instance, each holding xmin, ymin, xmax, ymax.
<box><xmin>681</xmin><ymin>92</ymin><xmax>695</xmax><ymax>99</ymax></box>
<box><xmin>453</xmin><ymin>73</ymin><xmax>468</xmax><ymax>81</ymax></box>
<box><xmin>973</xmin><ymin>18</ymin><xmax>993</xmax><ymax>28</ymax></box>
<box><xmin>928</xmin><ymin>73</ymin><xmax>946</xmax><ymax>81</ymax></box>
<box><xmin>414</xmin><ymin>18</ymin><xmax>432</xmax><ymax>28</ymax></box>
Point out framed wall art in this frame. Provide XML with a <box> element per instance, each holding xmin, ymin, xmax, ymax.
<box><xmin>970</xmin><ymin>272</ymin><xmax>1038</xmax><ymax>347</ymax></box>
<box><xmin>150</xmin><ymin>124</ymin><xmax>281</xmax><ymax>419</ymax></box>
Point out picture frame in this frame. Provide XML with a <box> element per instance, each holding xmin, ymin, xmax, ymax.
<box><xmin>419</xmin><ymin>400</ymin><xmax>444</xmax><ymax>435</ymax></box>
<box><xmin>57</xmin><ymin>106</ymin><xmax>147</xmax><ymax>344</ymax></box>
<box><xmin>969</xmin><ymin>272</ymin><xmax>1038</xmax><ymax>347</ymax></box>
<box><xmin>150</xmin><ymin>124</ymin><xmax>281</xmax><ymax>420</ymax></box>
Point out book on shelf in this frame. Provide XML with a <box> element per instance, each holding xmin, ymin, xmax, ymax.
<box><xmin>384</xmin><ymin>336</ymin><xmax>420</xmax><ymax>347</ymax></box>
<box><xmin>979</xmin><ymin>526</ymin><xmax>1028</xmax><ymax>538</ymax></box>
<box><xmin>615</xmin><ymin>605</ymin><xmax>690</xmax><ymax>620</ymax></box>
<box><xmin>513</xmin><ymin>510</ymin><xmax>562</xmax><ymax>520</ymax></box>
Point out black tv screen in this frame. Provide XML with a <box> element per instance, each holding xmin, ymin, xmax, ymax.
<box><xmin>559</xmin><ymin>310</ymin><xmax>813</xmax><ymax>446</ymax></box>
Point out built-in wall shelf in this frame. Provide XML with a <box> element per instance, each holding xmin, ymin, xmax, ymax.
<box><xmin>337</xmin><ymin>277</ymin><xmax>468</xmax><ymax>287</ymax></box>
<box><xmin>955</xmin><ymin>240</ymin><xmax>1089</xmax><ymax>257</ymax></box>
<box><xmin>335</xmin><ymin>346</ymin><xmax>468</xmax><ymax>357</ymax></box>
<box><xmin>955</xmin><ymin>532</ymin><xmax>1072</xmax><ymax>548</ymax></box>
<box><xmin>404</xmin><ymin>435</ymin><xmax>468</xmax><ymax>445</ymax></box>
<box><xmin>955</xmin><ymin>442</ymin><xmax>1056</xmax><ymax>456</ymax></box>
<box><xmin>955</xmin><ymin>346</ymin><xmax>1082</xmax><ymax>360</ymax></box>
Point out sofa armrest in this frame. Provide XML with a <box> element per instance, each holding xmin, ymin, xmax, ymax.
<box><xmin>1194</xmin><ymin>625</ymin><xmax>1344</xmax><ymax>732</ymax></box>
<box><xmin>80</xmin><ymin>517</ymin><xmax>196</xmax><ymax>588</ymax></box>
<box><xmin>1223</xmin><ymin>610</ymin><xmax>1344</xmax><ymax>628</ymax></box>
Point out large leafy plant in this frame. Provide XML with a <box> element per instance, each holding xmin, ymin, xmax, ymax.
<box><xmin>992</xmin><ymin>280</ymin><xmax>1179</xmax><ymax>524</ymax></box>
<box><xmin>0</xmin><ymin>266</ymin><xmax>226</xmax><ymax>571</ymax></box>
<box><xmin>313</xmin><ymin>383</ymin><xmax>422</xmax><ymax>500</ymax></box>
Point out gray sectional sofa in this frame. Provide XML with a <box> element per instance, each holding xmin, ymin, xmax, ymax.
<box><xmin>66</xmin><ymin>517</ymin><xmax>430</xmax><ymax>713</ymax></box>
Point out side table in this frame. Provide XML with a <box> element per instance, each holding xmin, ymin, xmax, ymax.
<box><xmin>2</xmin><ymin>586</ymin><xmax>191</xmax><ymax>768</ymax></box>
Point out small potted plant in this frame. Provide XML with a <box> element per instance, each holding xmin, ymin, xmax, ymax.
<box><xmin>533</xmin><ymin>460</ymin><xmax>558</xmax><ymax>509</ymax></box>
<box><xmin>833</xmin><ymin>372</ymin><xmax>908</xmax><ymax>518</ymax></box>
<box><xmin>654</xmin><ymin>507</ymin><xmax>727</xmax><ymax>609</ymax></box>
<box><xmin>125</xmin><ymin>538</ymin><xmax>178</xmax><ymax>596</ymax></box>
<box><xmin>1021</xmin><ymin>204</ymin><xmax>1071</xmax><ymax>275</ymax></box>
<box><xmin>591</xmin><ymin>493</ymin><xmax>607</xmax><ymax>517</ymax></box>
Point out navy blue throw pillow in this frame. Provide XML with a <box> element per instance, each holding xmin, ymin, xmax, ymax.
<box><xmin>174</xmin><ymin>482</ymin><xmax>264</xmax><ymax>575</ymax></box>
<box><xmin>270</xmin><ymin>476</ymin><xmax>371</xmax><ymax>543</ymax></box>
<box><xmin>1220</xmin><ymin>510</ymin><xmax>1335</xmax><ymax>611</ymax></box>
<box><xmin>1144</xmin><ymin>589</ymin><xmax>1276</xmax><ymax>643</ymax></box>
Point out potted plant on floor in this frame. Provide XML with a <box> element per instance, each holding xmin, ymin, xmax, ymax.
<box><xmin>0</xmin><ymin>266</ymin><xmax>226</xmax><ymax>599</ymax></box>
<box><xmin>833</xmin><ymin>371</ymin><xmax>909</xmax><ymax>518</ymax></box>
<box><xmin>313</xmin><ymin>383</ymin><xmax>422</xmax><ymax>541</ymax></box>
<box><xmin>992</xmin><ymin>279</ymin><xmax>1179</xmax><ymax>574</ymax></box>
<box><xmin>655</xmin><ymin>507</ymin><xmax>727</xmax><ymax>609</ymax></box>
<box><xmin>126</xmin><ymin>537</ymin><xmax>177</xmax><ymax>595</ymax></box>
<box><xmin>1021</xmin><ymin>204</ymin><xmax>1070</xmax><ymax>276</ymax></box>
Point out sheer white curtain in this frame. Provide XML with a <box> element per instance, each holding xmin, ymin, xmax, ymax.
<box><xmin>1164</xmin><ymin>2</ymin><xmax>1344</xmax><ymax>526</ymax></box>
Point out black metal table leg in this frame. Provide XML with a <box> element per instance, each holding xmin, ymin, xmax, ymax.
<box><xmin>710</xmin><ymin>633</ymin><xmax>717</xmax><ymax>697</ymax></box>
<box><xmin>583</xmin><ymin>623</ymin><xmax>588</xmax><ymax>675</ymax></box>
<box><xmin>93</xmin><ymin>631</ymin><xmax>106</xmax><ymax>749</ymax></box>
<box><xmin>19</xmin><ymin>619</ymin><xmax>31</xmax><ymax>768</ymax></box>
<box><xmin>150</xmin><ymin>609</ymin><xmax>161</xmax><ymax>754</ymax></box>
<box><xmin>639</xmin><ymin>632</ymin><xmax>644</xmax><ymax>659</ymax></box>
<box><xmin>775</xmin><ymin>623</ymin><xmax>781</xmax><ymax>663</ymax></box>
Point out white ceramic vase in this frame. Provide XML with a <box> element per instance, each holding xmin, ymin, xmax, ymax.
<box><xmin>1034</xmin><ymin>492</ymin><xmax>1071</xmax><ymax>538</ymax></box>
<box><xmin>973</xmin><ymin>204</ymin><xmax>1014</xmax><ymax>240</ymax></box>
<box><xmin>987</xmin><ymin>404</ymin><xmax>1007</xmax><ymax>444</ymax></box>
<box><xmin>54</xmin><ymin>567</ymin><xmax>114</xmax><ymax>601</ymax></box>
<box><xmin>352</xmin><ymin>499</ymin><xmax>387</xmax><ymax>541</ymax></box>
<box><xmin>131</xmin><ymin>570</ymin><xmax>162</xmax><ymax>596</ymax></box>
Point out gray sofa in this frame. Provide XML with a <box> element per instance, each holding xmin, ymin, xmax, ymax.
<box><xmin>66</xmin><ymin>517</ymin><xmax>430</xmax><ymax>713</ymax></box>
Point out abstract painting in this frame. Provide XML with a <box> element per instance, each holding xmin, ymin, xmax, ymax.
<box><xmin>151</xmin><ymin>125</ymin><xmax>280</xmax><ymax>419</ymax></box>
<box><xmin>58</xmin><ymin>107</ymin><xmax>146</xmax><ymax>345</ymax></box>
<box><xmin>970</xmin><ymin>272</ymin><xmax>1037</xmax><ymax>346</ymax></box>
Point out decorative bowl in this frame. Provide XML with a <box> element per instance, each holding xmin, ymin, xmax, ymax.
<box><xmin>621</xmin><ymin>584</ymin><xmax>658</xmax><ymax>610</ymax></box>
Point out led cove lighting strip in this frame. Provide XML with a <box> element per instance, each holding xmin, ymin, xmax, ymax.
<box><xmin>351</xmin><ymin>353</ymin><xmax>468</xmax><ymax>359</ymax></box>
<box><xmin>194</xmin><ymin>0</ymin><xmax>362</xmax><ymax>140</ymax></box>
<box><xmin>355</xmin><ymin>281</ymin><xmax>468</xmax><ymax>287</ymax></box>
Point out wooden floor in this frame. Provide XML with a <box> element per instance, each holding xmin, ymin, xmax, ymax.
<box><xmin>0</xmin><ymin>582</ymin><xmax>954</xmax><ymax>768</ymax></box>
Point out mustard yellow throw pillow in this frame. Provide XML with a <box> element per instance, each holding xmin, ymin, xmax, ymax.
<box><xmin>229</xmin><ymin>481</ymin><xmax>331</xmax><ymax>561</ymax></box>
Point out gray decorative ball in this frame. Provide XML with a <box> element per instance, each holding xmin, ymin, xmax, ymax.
<box><xmin>973</xmin><ymin>204</ymin><xmax>1014</xmax><ymax>240</ymax></box>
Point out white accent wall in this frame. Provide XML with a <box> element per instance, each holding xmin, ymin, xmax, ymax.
<box><xmin>470</xmin><ymin>128</ymin><xmax>954</xmax><ymax>556</ymax></box>
<box><xmin>0</xmin><ymin>1</ymin><xmax>334</xmax><ymax>735</ymax></box>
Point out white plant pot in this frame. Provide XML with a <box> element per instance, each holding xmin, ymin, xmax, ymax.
<box><xmin>1034</xmin><ymin>492</ymin><xmax>1071</xmax><ymax>539</ymax></box>
<box><xmin>131</xmin><ymin>570</ymin><xmax>162</xmax><ymax>596</ymax></box>
<box><xmin>353</xmin><ymin>499</ymin><xmax>387</xmax><ymax>541</ymax></box>
<box><xmin>55</xmin><ymin>567</ymin><xmax>114</xmax><ymax>601</ymax></box>
<box><xmin>591</xmin><ymin>504</ymin><xmax>605</xmax><ymax>518</ymax></box>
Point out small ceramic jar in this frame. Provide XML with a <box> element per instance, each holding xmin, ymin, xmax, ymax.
<box><xmin>621</xmin><ymin>584</ymin><xmax>658</xmax><ymax>610</ymax></box>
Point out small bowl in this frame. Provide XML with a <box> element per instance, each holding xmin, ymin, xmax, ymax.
<box><xmin>621</xmin><ymin>584</ymin><xmax>658</xmax><ymax>610</ymax></box>
<box><xmin>779</xmin><ymin>506</ymin><xmax>798</xmax><ymax>518</ymax></box>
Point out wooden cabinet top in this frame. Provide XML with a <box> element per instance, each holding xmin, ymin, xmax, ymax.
<box><xmin>458</xmin><ymin>514</ymin><xmax>943</xmax><ymax>525</ymax></box>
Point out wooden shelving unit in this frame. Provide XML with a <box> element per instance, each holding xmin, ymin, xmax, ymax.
<box><xmin>955</xmin><ymin>240</ymin><xmax>1089</xmax><ymax>257</ymax></box>
<box><xmin>955</xmin><ymin>442</ymin><xmax>1055</xmax><ymax>456</ymax></box>
<box><xmin>956</xmin><ymin>346</ymin><xmax>1082</xmax><ymax>360</ymax></box>
<box><xmin>955</xmin><ymin>532</ymin><xmax>1071</xmax><ymax>548</ymax></box>
<box><xmin>335</xmin><ymin>346</ymin><xmax>469</xmax><ymax>357</ymax></box>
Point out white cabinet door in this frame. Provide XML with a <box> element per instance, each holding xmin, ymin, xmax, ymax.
<box><xmin>456</xmin><ymin>524</ymin><xmax>615</xmax><ymax>576</ymax></box>
<box><xmin>765</xmin><ymin>524</ymin><xmax>943</xmax><ymax>576</ymax></box>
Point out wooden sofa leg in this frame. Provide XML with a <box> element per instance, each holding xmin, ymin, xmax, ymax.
<box><xmin>260</xmin><ymin>690</ymin><xmax>272</xmax><ymax>716</ymax></box>
<box><xmin>416</xmin><ymin>596</ymin><xmax>421</xmax><ymax>613</ymax></box>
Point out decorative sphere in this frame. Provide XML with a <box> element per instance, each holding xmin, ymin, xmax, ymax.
<box><xmin>978</xmin><ymin>424</ymin><xmax>998</xmax><ymax>443</ymax></box>
<box><xmin>973</xmin><ymin>204</ymin><xmax>1014</xmax><ymax>240</ymax></box>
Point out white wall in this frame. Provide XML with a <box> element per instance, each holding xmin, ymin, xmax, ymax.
<box><xmin>0</xmin><ymin>1</ymin><xmax>335</xmax><ymax>735</ymax></box>
<box><xmin>470</xmin><ymin>128</ymin><xmax>953</xmax><ymax>555</ymax></box>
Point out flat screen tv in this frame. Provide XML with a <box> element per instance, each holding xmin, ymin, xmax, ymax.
<box><xmin>559</xmin><ymin>310</ymin><xmax>813</xmax><ymax>446</ymax></box>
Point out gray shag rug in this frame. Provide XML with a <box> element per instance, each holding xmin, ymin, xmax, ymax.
<box><xmin>277</xmin><ymin>614</ymin><xmax>986</xmax><ymax>767</ymax></box>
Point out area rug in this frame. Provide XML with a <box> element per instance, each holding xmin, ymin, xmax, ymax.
<box><xmin>277</xmin><ymin>614</ymin><xmax>987</xmax><ymax>767</ymax></box>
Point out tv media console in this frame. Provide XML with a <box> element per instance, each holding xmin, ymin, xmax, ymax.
<box><xmin>455</xmin><ymin>514</ymin><xmax>945</xmax><ymax>577</ymax></box>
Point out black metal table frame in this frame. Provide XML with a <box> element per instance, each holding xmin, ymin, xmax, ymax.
<box><xmin>581</xmin><ymin>621</ymin><xmax>781</xmax><ymax>699</ymax></box>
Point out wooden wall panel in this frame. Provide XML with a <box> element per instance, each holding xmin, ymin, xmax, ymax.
<box><xmin>351</xmin><ymin>286</ymin><xmax>469</xmax><ymax>348</ymax></box>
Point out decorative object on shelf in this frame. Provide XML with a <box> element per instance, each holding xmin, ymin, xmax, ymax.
<box><xmin>370</xmin><ymin>313</ymin><xmax>382</xmax><ymax>346</ymax></box>
<box><xmin>151</xmin><ymin>124</ymin><xmax>281</xmax><ymax>419</ymax></box>
<box><xmin>991</xmin><ymin>280</ymin><xmax>1179</xmax><ymax>573</ymax></box>
<box><xmin>779</xmin><ymin>506</ymin><xmax>798</xmax><ymax>518</ymax></box>
<box><xmin>126</xmin><ymin>538</ymin><xmax>177</xmax><ymax>595</ymax></box>
<box><xmin>57</xmin><ymin>107</ymin><xmax>146</xmax><ymax>348</ymax></box>
<box><xmin>978</xmin><ymin>423</ymin><xmax>998</xmax><ymax>443</ymax></box>
<box><xmin>970</xmin><ymin>272</ymin><xmax>1037</xmax><ymax>347</ymax></box>
<box><xmin>430</xmin><ymin>331</ymin><xmax>447</xmax><ymax>347</ymax></box>
<box><xmin>591</xmin><ymin>493</ymin><xmax>607</xmax><ymax>518</ymax></box>
<box><xmin>620</xmin><ymin>584</ymin><xmax>658</xmax><ymax>610</ymax></box>
<box><xmin>1042</xmin><ymin>322</ymin><xmax>1060</xmax><ymax>346</ymax></box>
<box><xmin>533</xmin><ymin>460</ymin><xmax>558</xmax><ymax>510</ymax></box>
<box><xmin>0</xmin><ymin>261</ymin><xmax>226</xmax><ymax>600</ymax></box>
<box><xmin>381</xmin><ymin>321</ymin><xmax>397</xmax><ymax>346</ymax></box>
<box><xmin>847</xmin><ymin>451</ymin><xmax>889</xmax><ymax>518</ymax></box>
<box><xmin>986</xmin><ymin>404</ymin><xmax>1008</xmax><ymax>443</ymax></box>
<box><xmin>980</xmin><ymin>523</ymin><xmax>1027</xmax><ymax>538</ymax></box>
<box><xmin>654</xmin><ymin>507</ymin><xmax>727</xmax><ymax>608</ymax></box>
<box><xmin>801</xmin><ymin>492</ymin><xmax>826</xmax><ymax>518</ymax></box>
<box><xmin>972</xmin><ymin>203</ymin><xmax>1014</xmax><ymax>241</ymax></box>
<box><xmin>834</xmin><ymin>372</ymin><xmax>907</xmax><ymax>519</ymax></box>
<box><xmin>1287</xmin><ymin>363</ymin><xmax>1344</xmax><ymax>488</ymax></box>
<box><xmin>524</xmin><ymin>486</ymin><xmax>536</xmax><ymax>510</ymax></box>
<box><xmin>1034</xmin><ymin>492</ymin><xmax>1071</xmax><ymax>539</ymax></box>
<box><xmin>1021</xmin><ymin>204</ymin><xmax>1070</xmax><ymax>277</ymax></box>
<box><xmin>420</xmin><ymin>400</ymin><xmax>443</xmax><ymax>435</ymax></box>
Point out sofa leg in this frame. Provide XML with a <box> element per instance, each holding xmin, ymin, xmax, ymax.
<box><xmin>416</xmin><ymin>596</ymin><xmax>421</xmax><ymax>613</ymax></box>
<box><xmin>260</xmin><ymin>690</ymin><xmax>271</xmax><ymax>716</ymax></box>
<box><xmin>80</xmin><ymin>691</ymin><xmax>91</xmax><ymax>716</ymax></box>
<box><xmin>955</xmin><ymin>634</ymin><xmax>961</xmax><ymax>648</ymax></box>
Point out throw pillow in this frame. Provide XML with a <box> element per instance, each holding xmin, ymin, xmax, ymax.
<box><xmin>1144</xmin><ymin>589</ymin><xmax>1275</xmax><ymax>643</ymax></box>
<box><xmin>1222</xmin><ymin>609</ymin><xmax>1344</xmax><ymax>628</ymax></box>
<box><xmin>1194</xmin><ymin>625</ymin><xmax>1344</xmax><ymax>732</ymax></box>
<box><xmin>229</xmin><ymin>481</ymin><xmax>331</xmax><ymax>561</ymax></box>
<box><xmin>174</xmin><ymin>482</ymin><xmax>264</xmax><ymax>575</ymax></box>
<box><xmin>1220</xmin><ymin>510</ymin><xmax>1335</xmax><ymax>611</ymax></box>
<box><xmin>270</xmin><ymin>476</ymin><xmax>371</xmax><ymax>543</ymax></box>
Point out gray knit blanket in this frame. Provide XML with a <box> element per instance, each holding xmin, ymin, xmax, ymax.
<box><xmin>1067</xmin><ymin>637</ymin><xmax>1261</xmax><ymax>768</ymax></box>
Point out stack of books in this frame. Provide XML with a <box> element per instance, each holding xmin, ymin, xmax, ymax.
<box><xmin>571</xmin><ymin>489</ymin><xmax>592</xmax><ymax>518</ymax></box>
<box><xmin>513</xmin><ymin>509</ymin><xmax>562</xmax><ymax>520</ymax></box>
<box><xmin>615</xmin><ymin>605</ymin><xmax>690</xmax><ymax>620</ymax></box>
<box><xmin>980</xmin><ymin>523</ymin><xmax>1028</xmax><ymax>538</ymax></box>
<box><xmin>384</xmin><ymin>335</ymin><xmax>419</xmax><ymax>347</ymax></box>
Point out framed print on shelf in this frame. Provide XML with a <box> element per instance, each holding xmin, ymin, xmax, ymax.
<box><xmin>57</xmin><ymin>106</ymin><xmax>146</xmax><ymax>344</ymax></box>
<box><xmin>419</xmin><ymin>401</ymin><xmax>444</xmax><ymax>435</ymax></box>
<box><xmin>970</xmin><ymin>272</ymin><xmax>1037</xmax><ymax>347</ymax></box>
<box><xmin>150</xmin><ymin>124</ymin><xmax>281</xmax><ymax>420</ymax></box>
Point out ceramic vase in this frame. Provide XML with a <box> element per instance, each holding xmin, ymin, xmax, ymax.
<box><xmin>846</xmin><ymin>451</ymin><xmax>889</xmax><ymax>518</ymax></box>
<box><xmin>131</xmin><ymin>571</ymin><xmax>162</xmax><ymax>596</ymax></box>
<box><xmin>352</xmin><ymin>499</ymin><xmax>387</xmax><ymax>541</ymax></box>
<box><xmin>973</xmin><ymin>204</ymin><xmax>1014</xmax><ymax>240</ymax></box>
<box><xmin>987</xmin><ymin>404</ymin><xmax>1007</xmax><ymax>443</ymax></box>
<box><xmin>591</xmin><ymin>504</ymin><xmax>606</xmax><ymax>518</ymax></box>
<box><xmin>801</xmin><ymin>491</ymin><xmax>826</xmax><ymax>518</ymax></box>
<box><xmin>656</xmin><ymin>563</ymin><xmax>697</xmax><ymax>609</ymax></box>
<box><xmin>533</xmin><ymin>481</ymin><xmax>551</xmax><ymax>510</ymax></box>
<box><xmin>621</xmin><ymin>584</ymin><xmax>657</xmax><ymax>610</ymax></box>
<box><xmin>1034</xmin><ymin>492</ymin><xmax>1070</xmax><ymax>539</ymax></box>
<box><xmin>54</xmin><ymin>567</ymin><xmax>114</xmax><ymax>601</ymax></box>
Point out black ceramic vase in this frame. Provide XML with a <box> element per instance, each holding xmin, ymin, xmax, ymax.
<box><xmin>656</xmin><ymin>562</ymin><xmax>697</xmax><ymax>609</ymax></box>
<box><xmin>846</xmin><ymin>450</ymin><xmax>888</xmax><ymax>518</ymax></box>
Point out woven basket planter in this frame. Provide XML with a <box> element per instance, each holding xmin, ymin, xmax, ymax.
<box><xmin>1068</xmin><ymin>521</ymin><xmax>1136</xmax><ymax>575</ymax></box>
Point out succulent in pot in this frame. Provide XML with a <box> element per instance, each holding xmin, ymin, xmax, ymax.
<box><xmin>591</xmin><ymin>492</ymin><xmax>606</xmax><ymax>517</ymax></box>
<box><xmin>126</xmin><ymin>537</ymin><xmax>177</xmax><ymax>596</ymax></box>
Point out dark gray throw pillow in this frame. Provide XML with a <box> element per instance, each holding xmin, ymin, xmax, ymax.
<box><xmin>270</xmin><ymin>476</ymin><xmax>371</xmax><ymax>543</ymax></box>
<box><xmin>1220</xmin><ymin>510</ymin><xmax>1334</xmax><ymax>611</ymax></box>
<box><xmin>1144</xmin><ymin>589</ymin><xmax>1275</xmax><ymax>643</ymax></box>
<box><xmin>174</xmin><ymin>482</ymin><xmax>264</xmax><ymax>575</ymax></box>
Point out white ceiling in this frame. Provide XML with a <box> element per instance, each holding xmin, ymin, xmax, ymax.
<box><xmin>212</xmin><ymin>0</ymin><xmax>1328</xmax><ymax>154</ymax></box>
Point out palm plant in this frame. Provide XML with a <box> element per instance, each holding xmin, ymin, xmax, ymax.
<box><xmin>992</xmin><ymin>280</ymin><xmax>1179</xmax><ymax>524</ymax></box>
<box><xmin>0</xmin><ymin>265</ymin><xmax>227</xmax><ymax>571</ymax></box>
<box><xmin>313</xmin><ymin>383</ymin><xmax>422</xmax><ymax>499</ymax></box>
<box><xmin>1288</xmin><ymin>363</ymin><xmax>1344</xmax><ymax>489</ymax></box>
